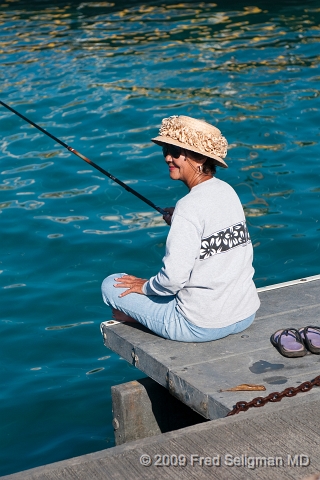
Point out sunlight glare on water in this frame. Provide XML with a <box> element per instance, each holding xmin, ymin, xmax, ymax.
<box><xmin>0</xmin><ymin>0</ymin><xmax>320</xmax><ymax>475</ymax></box>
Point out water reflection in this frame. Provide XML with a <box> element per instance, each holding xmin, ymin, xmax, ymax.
<box><xmin>262</xmin><ymin>190</ymin><xmax>294</xmax><ymax>197</ymax></box>
<box><xmin>39</xmin><ymin>185</ymin><xmax>99</xmax><ymax>198</ymax></box>
<box><xmin>84</xmin><ymin>210</ymin><xmax>164</xmax><ymax>234</ymax></box>
<box><xmin>0</xmin><ymin>200</ymin><xmax>44</xmax><ymax>211</ymax></box>
<box><xmin>35</xmin><ymin>215</ymin><xmax>89</xmax><ymax>223</ymax></box>
<box><xmin>86</xmin><ymin>368</ymin><xmax>104</xmax><ymax>375</ymax></box>
<box><xmin>47</xmin><ymin>233</ymin><xmax>63</xmax><ymax>238</ymax></box>
<box><xmin>0</xmin><ymin>177</ymin><xmax>35</xmax><ymax>190</ymax></box>
<box><xmin>46</xmin><ymin>321</ymin><xmax>93</xmax><ymax>330</ymax></box>
<box><xmin>1</xmin><ymin>162</ymin><xmax>54</xmax><ymax>174</ymax></box>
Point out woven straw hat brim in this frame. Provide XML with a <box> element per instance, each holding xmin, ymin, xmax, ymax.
<box><xmin>152</xmin><ymin>136</ymin><xmax>228</xmax><ymax>169</ymax></box>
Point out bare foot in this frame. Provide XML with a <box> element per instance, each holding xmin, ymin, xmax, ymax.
<box><xmin>112</xmin><ymin>308</ymin><xmax>139</xmax><ymax>324</ymax></box>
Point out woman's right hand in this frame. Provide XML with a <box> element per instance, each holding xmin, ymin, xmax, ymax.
<box><xmin>163</xmin><ymin>207</ymin><xmax>175</xmax><ymax>226</ymax></box>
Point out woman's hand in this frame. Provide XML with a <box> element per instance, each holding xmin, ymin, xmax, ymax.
<box><xmin>163</xmin><ymin>207</ymin><xmax>175</xmax><ymax>226</ymax></box>
<box><xmin>113</xmin><ymin>275</ymin><xmax>147</xmax><ymax>297</ymax></box>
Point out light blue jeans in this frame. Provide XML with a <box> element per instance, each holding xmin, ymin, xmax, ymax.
<box><xmin>101</xmin><ymin>273</ymin><xmax>255</xmax><ymax>343</ymax></box>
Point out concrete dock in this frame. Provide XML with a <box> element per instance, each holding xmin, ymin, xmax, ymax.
<box><xmin>3</xmin><ymin>275</ymin><xmax>320</xmax><ymax>479</ymax></box>
<box><xmin>2</xmin><ymin>392</ymin><xmax>320</xmax><ymax>479</ymax></box>
<box><xmin>100</xmin><ymin>275</ymin><xmax>320</xmax><ymax>420</ymax></box>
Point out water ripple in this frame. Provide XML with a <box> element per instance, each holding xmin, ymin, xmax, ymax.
<box><xmin>86</xmin><ymin>368</ymin><xmax>104</xmax><ymax>375</ymax></box>
<box><xmin>1</xmin><ymin>162</ymin><xmax>54</xmax><ymax>174</ymax></box>
<box><xmin>3</xmin><ymin>284</ymin><xmax>26</xmax><ymax>289</ymax></box>
<box><xmin>35</xmin><ymin>215</ymin><xmax>89</xmax><ymax>223</ymax></box>
<box><xmin>83</xmin><ymin>211</ymin><xmax>165</xmax><ymax>234</ymax></box>
<box><xmin>0</xmin><ymin>200</ymin><xmax>44</xmax><ymax>212</ymax></box>
<box><xmin>0</xmin><ymin>177</ymin><xmax>35</xmax><ymax>190</ymax></box>
<box><xmin>45</xmin><ymin>321</ymin><xmax>94</xmax><ymax>330</ymax></box>
<box><xmin>39</xmin><ymin>185</ymin><xmax>99</xmax><ymax>198</ymax></box>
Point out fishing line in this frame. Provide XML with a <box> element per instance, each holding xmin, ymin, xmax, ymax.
<box><xmin>0</xmin><ymin>100</ymin><xmax>166</xmax><ymax>216</ymax></box>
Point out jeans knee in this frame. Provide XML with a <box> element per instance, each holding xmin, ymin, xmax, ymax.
<box><xmin>101</xmin><ymin>273</ymin><xmax>127</xmax><ymax>302</ymax></box>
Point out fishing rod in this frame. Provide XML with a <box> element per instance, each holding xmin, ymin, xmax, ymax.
<box><xmin>0</xmin><ymin>100</ymin><xmax>166</xmax><ymax>216</ymax></box>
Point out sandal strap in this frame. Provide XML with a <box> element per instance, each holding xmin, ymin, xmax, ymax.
<box><xmin>277</xmin><ymin>328</ymin><xmax>302</xmax><ymax>344</ymax></box>
<box><xmin>304</xmin><ymin>325</ymin><xmax>320</xmax><ymax>331</ymax></box>
<box><xmin>301</xmin><ymin>326</ymin><xmax>320</xmax><ymax>350</ymax></box>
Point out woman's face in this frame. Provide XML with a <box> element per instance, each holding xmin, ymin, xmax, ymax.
<box><xmin>163</xmin><ymin>145</ymin><xmax>187</xmax><ymax>180</ymax></box>
<box><xmin>162</xmin><ymin>144</ymin><xmax>204</xmax><ymax>187</ymax></box>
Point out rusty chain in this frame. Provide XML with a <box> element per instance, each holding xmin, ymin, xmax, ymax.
<box><xmin>226</xmin><ymin>374</ymin><xmax>320</xmax><ymax>417</ymax></box>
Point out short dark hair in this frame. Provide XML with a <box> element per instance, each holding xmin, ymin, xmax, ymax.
<box><xmin>185</xmin><ymin>149</ymin><xmax>217</xmax><ymax>175</ymax></box>
<box><xmin>202</xmin><ymin>157</ymin><xmax>217</xmax><ymax>175</ymax></box>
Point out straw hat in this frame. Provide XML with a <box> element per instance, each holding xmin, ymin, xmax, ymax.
<box><xmin>152</xmin><ymin>115</ymin><xmax>228</xmax><ymax>168</ymax></box>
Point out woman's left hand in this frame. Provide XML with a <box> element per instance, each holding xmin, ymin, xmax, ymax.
<box><xmin>113</xmin><ymin>275</ymin><xmax>147</xmax><ymax>297</ymax></box>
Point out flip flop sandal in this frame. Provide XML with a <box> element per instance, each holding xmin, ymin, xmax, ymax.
<box><xmin>298</xmin><ymin>326</ymin><xmax>320</xmax><ymax>354</ymax></box>
<box><xmin>270</xmin><ymin>328</ymin><xmax>307</xmax><ymax>358</ymax></box>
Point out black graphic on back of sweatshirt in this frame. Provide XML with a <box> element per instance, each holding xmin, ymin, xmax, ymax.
<box><xmin>200</xmin><ymin>221</ymin><xmax>251</xmax><ymax>260</ymax></box>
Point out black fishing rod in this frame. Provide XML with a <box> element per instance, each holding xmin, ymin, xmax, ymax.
<box><xmin>0</xmin><ymin>100</ymin><xmax>166</xmax><ymax>216</ymax></box>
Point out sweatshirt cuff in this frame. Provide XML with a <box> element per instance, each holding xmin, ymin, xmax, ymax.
<box><xmin>142</xmin><ymin>281</ymin><xmax>157</xmax><ymax>296</ymax></box>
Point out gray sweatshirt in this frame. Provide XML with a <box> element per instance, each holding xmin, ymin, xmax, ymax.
<box><xmin>143</xmin><ymin>177</ymin><xmax>260</xmax><ymax>328</ymax></box>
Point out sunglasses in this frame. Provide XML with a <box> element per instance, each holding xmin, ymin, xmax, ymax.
<box><xmin>162</xmin><ymin>145</ymin><xmax>182</xmax><ymax>159</ymax></box>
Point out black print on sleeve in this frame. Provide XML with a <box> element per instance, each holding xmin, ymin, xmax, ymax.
<box><xmin>200</xmin><ymin>221</ymin><xmax>251</xmax><ymax>260</ymax></box>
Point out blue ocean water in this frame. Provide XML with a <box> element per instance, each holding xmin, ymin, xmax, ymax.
<box><xmin>1</xmin><ymin>0</ymin><xmax>320</xmax><ymax>475</ymax></box>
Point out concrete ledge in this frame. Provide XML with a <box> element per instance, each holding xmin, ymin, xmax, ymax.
<box><xmin>257</xmin><ymin>274</ymin><xmax>320</xmax><ymax>292</ymax></box>
<box><xmin>101</xmin><ymin>276</ymin><xmax>320</xmax><ymax>420</ymax></box>
<box><xmin>3</xmin><ymin>391</ymin><xmax>320</xmax><ymax>479</ymax></box>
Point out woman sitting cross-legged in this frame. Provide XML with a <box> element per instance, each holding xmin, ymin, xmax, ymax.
<box><xmin>101</xmin><ymin>115</ymin><xmax>260</xmax><ymax>342</ymax></box>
